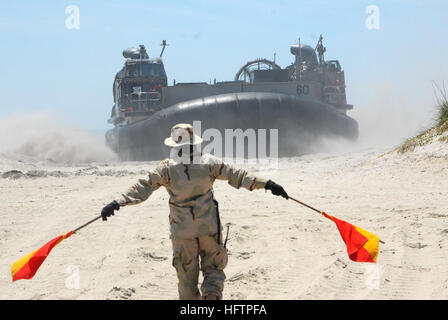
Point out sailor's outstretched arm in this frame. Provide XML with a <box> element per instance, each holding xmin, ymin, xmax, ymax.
<box><xmin>208</xmin><ymin>155</ymin><xmax>288</xmax><ymax>198</ymax></box>
<box><xmin>116</xmin><ymin>159</ymin><xmax>170</xmax><ymax>206</ymax></box>
<box><xmin>209</xmin><ymin>155</ymin><xmax>267</xmax><ymax>191</ymax></box>
<box><xmin>101</xmin><ymin>160</ymin><xmax>170</xmax><ymax>221</ymax></box>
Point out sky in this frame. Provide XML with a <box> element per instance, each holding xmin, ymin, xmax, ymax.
<box><xmin>0</xmin><ymin>0</ymin><xmax>447</xmax><ymax>137</ymax></box>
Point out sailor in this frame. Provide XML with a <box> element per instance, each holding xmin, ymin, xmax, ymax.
<box><xmin>100</xmin><ymin>123</ymin><xmax>288</xmax><ymax>300</ymax></box>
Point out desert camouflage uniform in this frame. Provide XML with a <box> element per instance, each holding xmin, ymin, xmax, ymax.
<box><xmin>115</xmin><ymin>152</ymin><xmax>267</xmax><ymax>300</ymax></box>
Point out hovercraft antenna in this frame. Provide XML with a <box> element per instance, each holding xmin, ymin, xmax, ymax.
<box><xmin>160</xmin><ymin>40</ymin><xmax>169</xmax><ymax>58</ymax></box>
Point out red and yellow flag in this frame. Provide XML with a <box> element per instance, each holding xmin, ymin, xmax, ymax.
<box><xmin>11</xmin><ymin>231</ymin><xmax>73</xmax><ymax>282</ymax></box>
<box><xmin>322</xmin><ymin>212</ymin><xmax>379</xmax><ymax>263</ymax></box>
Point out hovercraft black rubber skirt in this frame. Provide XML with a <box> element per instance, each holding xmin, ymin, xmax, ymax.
<box><xmin>106</xmin><ymin>92</ymin><xmax>358</xmax><ymax>161</ymax></box>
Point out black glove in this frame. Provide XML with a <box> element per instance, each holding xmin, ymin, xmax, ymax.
<box><xmin>101</xmin><ymin>201</ymin><xmax>120</xmax><ymax>221</ymax></box>
<box><xmin>264</xmin><ymin>180</ymin><xmax>289</xmax><ymax>199</ymax></box>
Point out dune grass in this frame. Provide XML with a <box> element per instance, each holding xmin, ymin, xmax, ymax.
<box><xmin>438</xmin><ymin>98</ymin><xmax>448</xmax><ymax>127</ymax></box>
<box><xmin>397</xmin><ymin>83</ymin><xmax>448</xmax><ymax>153</ymax></box>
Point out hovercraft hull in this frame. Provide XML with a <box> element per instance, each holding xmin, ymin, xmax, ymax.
<box><xmin>106</xmin><ymin>92</ymin><xmax>358</xmax><ymax>161</ymax></box>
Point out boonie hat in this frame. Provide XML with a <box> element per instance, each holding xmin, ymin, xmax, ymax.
<box><xmin>164</xmin><ymin>123</ymin><xmax>203</xmax><ymax>147</ymax></box>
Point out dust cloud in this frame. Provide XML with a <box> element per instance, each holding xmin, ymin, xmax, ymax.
<box><xmin>0</xmin><ymin>112</ymin><xmax>117</xmax><ymax>164</ymax></box>
<box><xmin>313</xmin><ymin>84</ymin><xmax>436</xmax><ymax>154</ymax></box>
<box><xmin>314</xmin><ymin>37</ymin><xmax>447</xmax><ymax>155</ymax></box>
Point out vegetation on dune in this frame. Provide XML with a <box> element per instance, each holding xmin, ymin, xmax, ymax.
<box><xmin>397</xmin><ymin>83</ymin><xmax>448</xmax><ymax>154</ymax></box>
<box><xmin>437</xmin><ymin>98</ymin><xmax>448</xmax><ymax>127</ymax></box>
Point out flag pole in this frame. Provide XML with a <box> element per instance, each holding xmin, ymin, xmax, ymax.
<box><xmin>289</xmin><ymin>196</ymin><xmax>322</xmax><ymax>214</ymax></box>
<box><xmin>288</xmin><ymin>196</ymin><xmax>385</xmax><ymax>244</ymax></box>
<box><xmin>73</xmin><ymin>215</ymin><xmax>102</xmax><ymax>234</ymax></box>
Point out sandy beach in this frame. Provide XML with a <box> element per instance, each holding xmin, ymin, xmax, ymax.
<box><xmin>1</xmin><ymin>138</ymin><xmax>447</xmax><ymax>300</ymax></box>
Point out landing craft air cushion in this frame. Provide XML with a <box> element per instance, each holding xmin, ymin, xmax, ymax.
<box><xmin>106</xmin><ymin>36</ymin><xmax>358</xmax><ymax>160</ymax></box>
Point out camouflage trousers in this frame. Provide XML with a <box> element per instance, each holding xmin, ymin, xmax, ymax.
<box><xmin>171</xmin><ymin>234</ymin><xmax>228</xmax><ymax>300</ymax></box>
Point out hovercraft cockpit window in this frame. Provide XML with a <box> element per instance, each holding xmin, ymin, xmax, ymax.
<box><xmin>141</xmin><ymin>63</ymin><xmax>166</xmax><ymax>77</ymax></box>
<box><xmin>124</xmin><ymin>63</ymin><xmax>165</xmax><ymax>78</ymax></box>
<box><xmin>125</xmin><ymin>64</ymin><xmax>140</xmax><ymax>77</ymax></box>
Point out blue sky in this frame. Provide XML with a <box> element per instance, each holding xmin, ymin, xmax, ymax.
<box><xmin>0</xmin><ymin>0</ymin><xmax>447</xmax><ymax>136</ymax></box>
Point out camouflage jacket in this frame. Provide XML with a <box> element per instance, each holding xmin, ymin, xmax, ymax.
<box><xmin>115</xmin><ymin>153</ymin><xmax>267</xmax><ymax>239</ymax></box>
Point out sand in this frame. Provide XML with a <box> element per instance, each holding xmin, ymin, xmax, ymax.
<box><xmin>1</xmin><ymin>141</ymin><xmax>447</xmax><ymax>300</ymax></box>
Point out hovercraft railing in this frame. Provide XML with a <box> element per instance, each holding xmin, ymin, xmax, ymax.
<box><xmin>120</xmin><ymin>91</ymin><xmax>162</xmax><ymax>114</ymax></box>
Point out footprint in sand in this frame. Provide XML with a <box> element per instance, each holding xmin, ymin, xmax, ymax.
<box><xmin>110</xmin><ymin>286</ymin><xmax>136</xmax><ymax>299</ymax></box>
<box><xmin>129</xmin><ymin>247</ymin><xmax>168</xmax><ymax>262</ymax></box>
<box><xmin>236</xmin><ymin>251</ymin><xmax>255</xmax><ymax>260</ymax></box>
